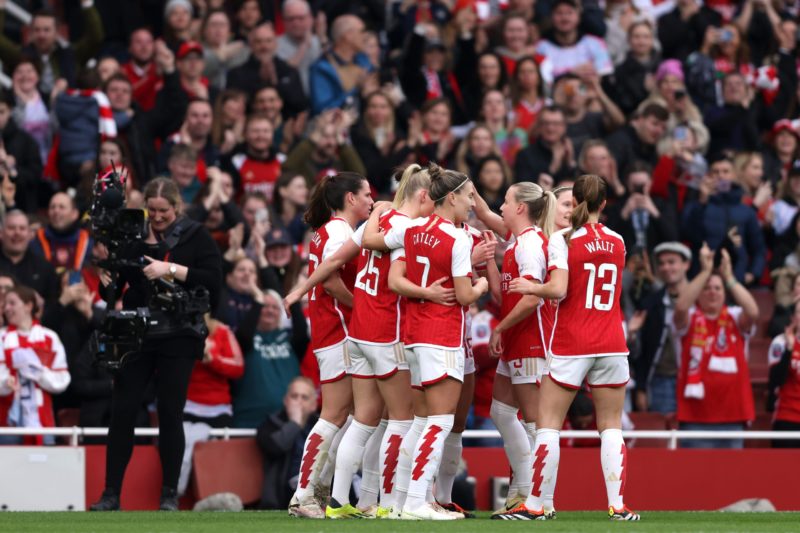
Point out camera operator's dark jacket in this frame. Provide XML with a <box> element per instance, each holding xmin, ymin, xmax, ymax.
<box><xmin>113</xmin><ymin>216</ymin><xmax>223</xmax><ymax>344</ymax></box>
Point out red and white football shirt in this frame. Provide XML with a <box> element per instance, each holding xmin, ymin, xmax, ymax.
<box><xmin>230</xmin><ymin>152</ymin><xmax>283</xmax><ymax>199</ymax></box>
<box><xmin>549</xmin><ymin>223</ymin><xmax>628</xmax><ymax>357</ymax></box>
<box><xmin>307</xmin><ymin>217</ymin><xmax>358</xmax><ymax>351</ymax></box>
<box><xmin>401</xmin><ymin>215</ymin><xmax>473</xmax><ymax>349</ymax></box>
<box><xmin>501</xmin><ymin>226</ymin><xmax>548</xmax><ymax>360</ymax></box>
<box><xmin>348</xmin><ymin>209</ymin><xmax>409</xmax><ymax>345</ymax></box>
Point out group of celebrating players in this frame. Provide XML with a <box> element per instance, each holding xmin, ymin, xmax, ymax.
<box><xmin>282</xmin><ymin>163</ymin><xmax>640</xmax><ymax>521</ymax></box>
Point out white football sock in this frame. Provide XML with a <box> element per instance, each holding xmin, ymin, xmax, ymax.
<box><xmin>601</xmin><ymin>429</ymin><xmax>626</xmax><ymax>510</ymax></box>
<box><xmin>434</xmin><ymin>431</ymin><xmax>462</xmax><ymax>504</ymax></box>
<box><xmin>525</xmin><ymin>428</ymin><xmax>560</xmax><ymax>511</ymax></box>
<box><xmin>490</xmin><ymin>399</ymin><xmax>531</xmax><ymax>499</ymax></box>
<box><xmin>292</xmin><ymin>418</ymin><xmax>340</xmax><ymax>502</ymax></box>
<box><xmin>394</xmin><ymin>416</ymin><xmax>426</xmax><ymax>510</ymax></box>
<box><xmin>330</xmin><ymin>420</ymin><xmax>376</xmax><ymax>506</ymax></box>
<box><xmin>379</xmin><ymin>419</ymin><xmax>412</xmax><ymax>510</ymax></box>
<box><xmin>404</xmin><ymin>414</ymin><xmax>454</xmax><ymax>511</ymax></box>
<box><xmin>357</xmin><ymin>419</ymin><xmax>386</xmax><ymax>509</ymax></box>
<box><xmin>318</xmin><ymin>415</ymin><xmax>352</xmax><ymax>491</ymax></box>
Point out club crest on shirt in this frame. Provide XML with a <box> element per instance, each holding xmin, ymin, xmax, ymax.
<box><xmin>716</xmin><ymin>328</ymin><xmax>728</xmax><ymax>351</ymax></box>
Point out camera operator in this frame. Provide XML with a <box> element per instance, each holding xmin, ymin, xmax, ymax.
<box><xmin>91</xmin><ymin>177</ymin><xmax>223</xmax><ymax>512</ymax></box>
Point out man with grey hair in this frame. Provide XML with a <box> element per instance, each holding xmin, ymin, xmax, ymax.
<box><xmin>228</xmin><ymin>23</ymin><xmax>308</xmax><ymax>118</ymax></box>
<box><xmin>308</xmin><ymin>14</ymin><xmax>373</xmax><ymax>115</ymax></box>
<box><xmin>276</xmin><ymin>0</ymin><xmax>324</xmax><ymax>93</ymax></box>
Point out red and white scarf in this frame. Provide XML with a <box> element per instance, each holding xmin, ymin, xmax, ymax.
<box><xmin>684</xmin><ymin>307</ymin><xmax>740</xmax><ymax>399</ymax></box>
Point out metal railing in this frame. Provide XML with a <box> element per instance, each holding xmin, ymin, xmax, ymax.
<box><xmin>1</xmin><ymin>427</ymin><xmax>799</xmax><ymax>450</ymax></box>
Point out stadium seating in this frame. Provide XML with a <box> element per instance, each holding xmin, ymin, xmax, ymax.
<box><xmin>191</xmin><ymin>438</ymin><xmax>264</xmax><ymax>505</ymax></box>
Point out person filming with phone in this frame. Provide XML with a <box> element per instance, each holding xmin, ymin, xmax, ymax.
<box><xmin>609</xmin><ymin>162</ymin><xmax>678</xmax><ymax>255</ymax></box>
<box><xmin>90</xmin><ymin>177</ymin><xmax>223</xmax><ymax>512</ymax></box>
<box><xmin>680</xmin><ymin>155</ymin><xmax>766</xmax><ymax>284</ymax></box>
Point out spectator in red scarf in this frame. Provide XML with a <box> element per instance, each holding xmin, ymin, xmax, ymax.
<box><xmin>0</xmin><ymin>286</ymin><xmax>69</xmax><ymax>445</ymax></box>
<box><xmin>673</xmin><ymin>244</ymin><xmax>758</xmax><ymax>448</ymax></box>
<box><xmin>122</xmin><ymin>28</ymin><xmax>161</xmax><ymax>112</ymax></box>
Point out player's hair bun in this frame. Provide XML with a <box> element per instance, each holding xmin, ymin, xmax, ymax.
<box><xmin>427</xmin><ymin>163</ymin><xmax>444</xmax><ymax>182</ymax></box>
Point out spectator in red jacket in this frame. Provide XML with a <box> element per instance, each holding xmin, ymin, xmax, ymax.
<box><xmin>178</xmin><ymin>315</ymin><xmax>244</xmax><ymax>494</ymax></box>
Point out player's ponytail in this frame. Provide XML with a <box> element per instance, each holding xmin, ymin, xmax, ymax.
<box><xmin>428</xmin><ymin>163</ymin><xmax>470</xmax><ymax>206</ymax></box>
<box><xmin>304</xmin><ymin>172</ymin><xmax>367</xmax><ymax>230</ymax></box>
<box><xmin>540</xmin><ymin>190</ymin><xmax>557</xmax><ymax>238</ymax></box>
<box><xmin>511</xmin><ymin>183</ymin><xmax>557</xmax><ymax>238</ymax></box>
<box><xmin>392</xmin><ymin>164</ymin><xmax>430</xmax><ymax>208</ymax></box>
<box><xmin>567</xmin><ymin>174</ymin><xmax>607</xmax><ymax>243</ymax></box>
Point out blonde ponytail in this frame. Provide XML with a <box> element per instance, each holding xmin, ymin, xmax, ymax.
<box><xmin>393</xmin><ymin>163</ymin><xmax>424</xmax><ymax>208</ymax></box>
<box><xmin>539</xmin><ymin>190</ymin><xmax>557</xmax><ymax>238</ymax></box>
<box><xmin>511</xmin><ymin>182</ymin><xmax>556</xmax><ymax>236</ymax></box>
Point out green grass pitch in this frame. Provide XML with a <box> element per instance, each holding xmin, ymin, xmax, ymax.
<box><xmin>0</xmin><ymin>511</ymin><xmax>798</xmax><ymax>533</ymax></box>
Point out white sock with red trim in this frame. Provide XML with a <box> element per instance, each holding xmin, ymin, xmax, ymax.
<box><xmin>601</xmin><ymin>429</ymin><xmax>626</xmax><ymax>510</ymax></box>
<box><xmin>318</xmin><ymin>415</ymin><xmax>352</xmax><ymax>492</ymax></box>
<box><xmin>490</xmin><ymin>399</ymin><xmax>531</xmax><ymax>500</ymax></box>
<box><xmin>357</xmin><ymin>419</ymin><xmax>386</xmax><ymax>509</ymax></box>
<box><xmin>434</xmin><ymin>431</ymin><xmax>462</xmax><ymax>504</ymax></box>
<box><xmin>525</xmin><ymin>428</ymin><xmax>560</xmax><ymax>511</ymax></box>
<box><xmin>394</xmin><ymin>416</ymin><xmax>426</xmax><ymax>510</ymax></box>
<box><xmin>404</xmin><ymin>414</ymin><xmax>454</xmax><ymax>511</ymax></box>
<box><xmin>292</xmin><ymin>418</ymin><xmax>340</xmax><ymax>502</ymax></box>
<box><xmin>380</xmin><ymin>419</ymin><xmax>412</xmax><ymax>510</ymax></box>
<box><xmin>331</xmin><ymin>420</ymin><xmax>376</xmax><ymax>506</ymax></box>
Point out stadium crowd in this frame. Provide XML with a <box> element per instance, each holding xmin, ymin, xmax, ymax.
<box><xmin>0</xmin><ymin>0</ymin><xmax>799</xmax><ymax>507</ymax></box>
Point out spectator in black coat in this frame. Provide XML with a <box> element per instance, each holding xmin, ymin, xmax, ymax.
<box><xmin>401</xmin><ymin>15</ymin><xmax>474</xmax><ymax>126</ymax></box>
<box><xmin>0</xmin><ymin>210</ymin><xmax>59</xmax><ymax>309</ymax></box>
<box><xmin>227</xmin><ymin>23</ymin><xmax>308</xmax><ymax>119</ymax></box>
<box><xmin>514</xmin><ymin>105</ymin><xmax>577</xmax><ymax>186</ymax></box>
<box><xmin>0</xmin><ymin>89</ymin><xmax>42</xmax><ymax>213</ymax></box>
<box><xmin>704</xmin><ymin>72</ymin><xmax>761</xmax><ymax>157</ymax></box>
<box><xmin>606</xmin><ymin>102</ymin><xmax>668</xmax><ymax>174</ymax></box>
<box><xmin>150</xmin><ymin>41</ymin><xmax>217</xmax><ymax>143</ymax></box>
<box><xmin>349</xmin><ymin>91</ymin><xmax>412</xmax><ymax>195</ymax></box>
<box><xmin>605</xmin><ymin>21</ymin><xmax>660</xmax><ymax>116</ymax></box>
<box><xmin>657</xmin><ymin>0</ymin><xmax>721</xmax><ymax>62</ymax></box>
<box><xmin>0</xmin><ymin>4</ymin><xmax>105</xmax><ymax>94</ymax></box>
<box><xmin>630</xmin><ymin>242</ymin><xmax>691</xmax><ymax>414</ymax></box>
<box><xmin>256</xmin><ymin>376</ymin><xmax>318</xmax><ymax>509</ymax></box>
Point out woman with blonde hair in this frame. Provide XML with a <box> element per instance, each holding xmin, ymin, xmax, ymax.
<box><xmin>734</xmin><ymin>152</ymin><xmax>772</xmax><ymax>223</ymax></box>
<box><xmin>483</xmin><ymin>182</ymin><xmax>559</xmax><ymax>518</ymax></box>
<box><xmin>91</xmin><ymin>177</ymin><xmax>223</xmax><ymax>511</ymax></box>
